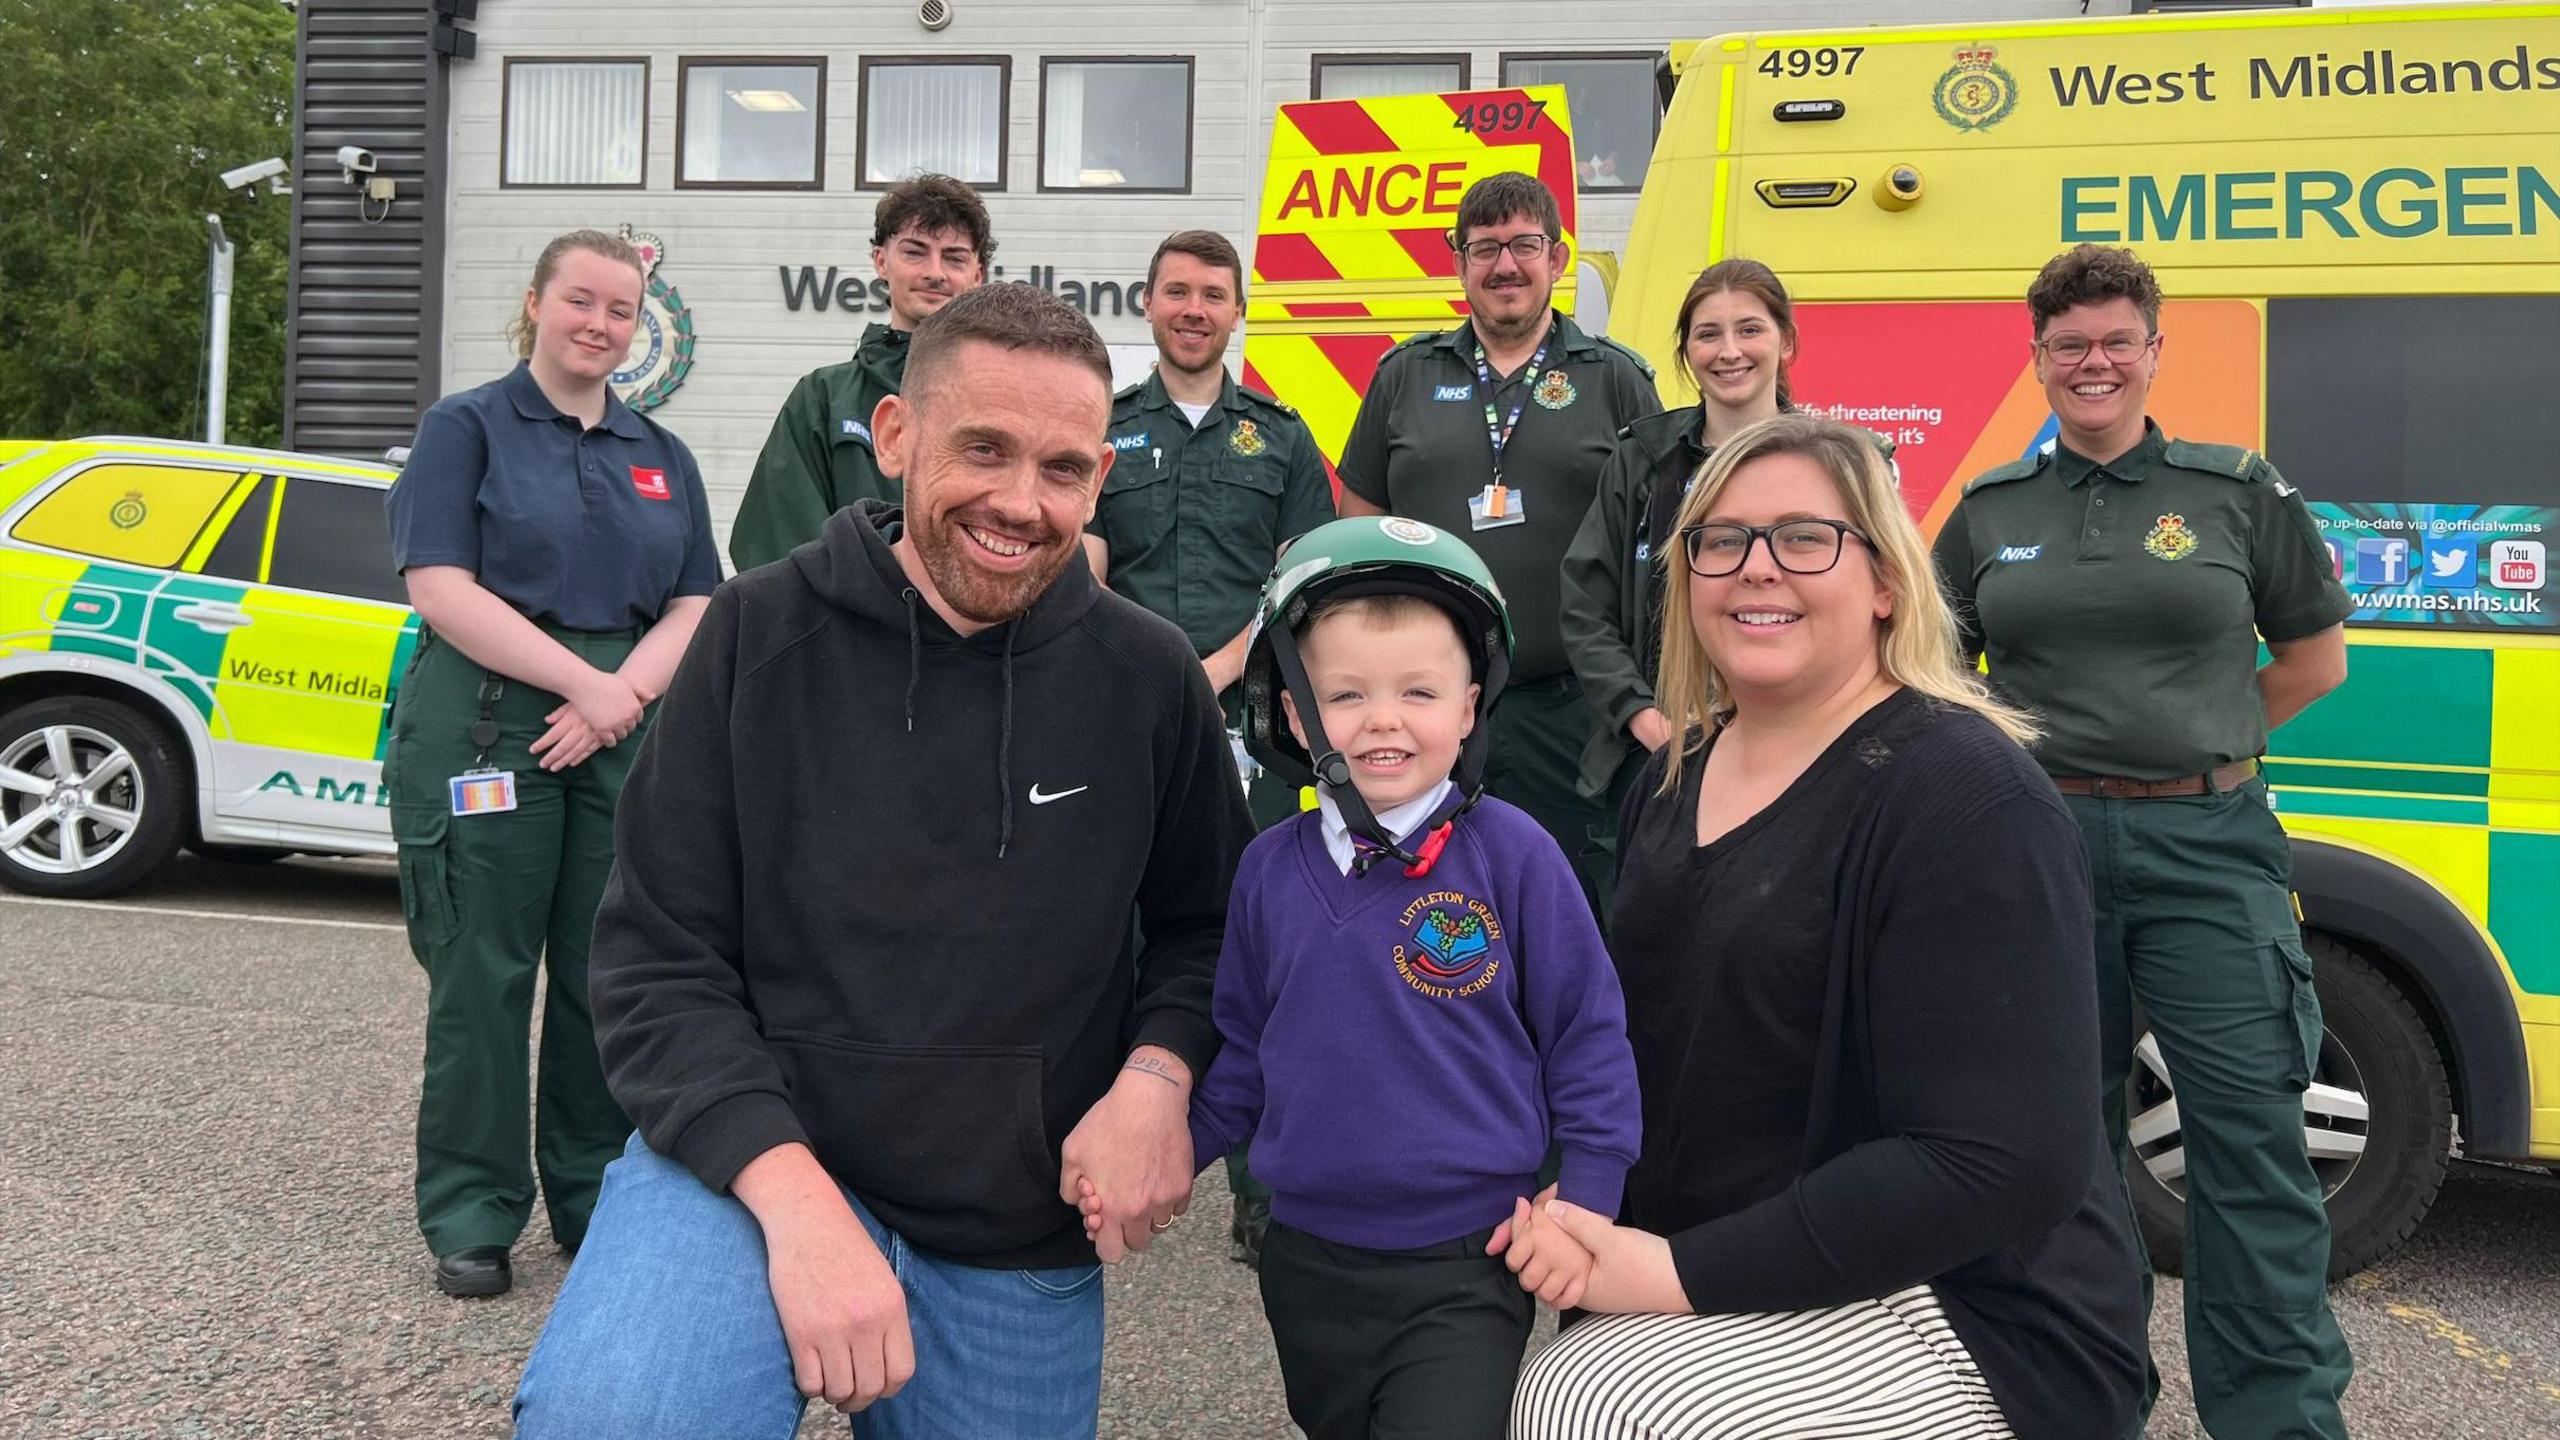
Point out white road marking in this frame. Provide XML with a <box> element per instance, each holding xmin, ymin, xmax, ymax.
<box><xmin>0</xmin><ymin>894</ymin><xmax>405</xmax><ymax>933</ymax></box>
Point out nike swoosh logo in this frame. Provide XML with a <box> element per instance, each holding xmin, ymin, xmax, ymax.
<box><xmin>1028</xmin><ymin>784</ymin><xmax>1088</xmax><ymax>805</ymax></box>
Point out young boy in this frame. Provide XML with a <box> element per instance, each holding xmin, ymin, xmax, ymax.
<box><xmin>1116</xmin><ymin>516</ymin><xmax>1641</xmax><ymax>1438</ymax></box>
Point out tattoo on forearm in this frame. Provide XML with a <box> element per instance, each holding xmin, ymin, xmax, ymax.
<box><xmin>1122</xmin><ymin>1055</ymin><xmax>1184</xmax><ymax>1088</ymax></box>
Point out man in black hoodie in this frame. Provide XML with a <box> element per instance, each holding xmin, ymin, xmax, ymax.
<box><xmin>512</xmin><ymin>284</ymin><xmax>1250</xmax><ymax>1438</ymax></box>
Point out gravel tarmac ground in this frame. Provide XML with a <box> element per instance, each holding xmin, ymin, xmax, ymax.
<box><xmin>2</xmin><ymin>854</ymin><xmax>2556</xmax><ymax>1439</ymax></box>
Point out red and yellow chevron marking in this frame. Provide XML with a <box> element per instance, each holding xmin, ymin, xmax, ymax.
<box><xmin>1246</xmin><ymin>85</ymin><xmax>1579</xmax><ymax>474</ymax></box>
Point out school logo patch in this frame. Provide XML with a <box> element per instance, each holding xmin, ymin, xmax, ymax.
<box><xmin>629</xmin><ymin>466</ymin><xmax>672</xmax><ymax>501</ymax></box>
<box><xmin>1933</xmin><ymin>45</ymin><xmax>2018</xmax><ymax>133</ymax></box>
<box><xmin>607</xmin><ymin>225</ymin><xmax>697</xmax><ymax>413</ymax></box>
<box><xmin>1392</xmin><ymin>890</ymin><xmax>1503</xmax><ymax>999</ymax></box>
<box><xmin>1433</xmin><ymin>384</ymin><xmax>1474</xmax><ymax>403</ymax></box>
<box><xmin>1229</xmin><ymin>419</ymin><xmax>1266</xmax><ymax>458</ymax></box>
<box><xmin>2144</xmin><ymin>514</ymin><xmax>2199</xmax><ymax>561</ymax></box>
<box><xmin>1532</xmin><ymin>368</ymin><xmax>1577</xmax><ymax>410</ymax></box>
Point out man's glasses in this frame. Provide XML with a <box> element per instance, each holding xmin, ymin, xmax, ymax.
<box><xmin>1454</xmin><ymin>233</ymin><xmax>1557</xmax><ymax>267</ymax></box>
<box><xmin>2035</xmin><ymin>330</ymin><xmax>2158</xmax><ymax>366</ymax></box>
<box><xmin>1681</xmin><ymin>519</ymin><xmax>1870</xmax><ymax>578</ymax></box>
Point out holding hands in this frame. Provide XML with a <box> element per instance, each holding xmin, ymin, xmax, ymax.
<box><xmin>1061</xmin><ymin>1046</ymin><xmax>1196</xmax><ymax>1262</ymax></box>
<box><xmin>1489</xmin><ymin>1190</ymin><xmax>1691</xmax><ymax>1315</ymax></box>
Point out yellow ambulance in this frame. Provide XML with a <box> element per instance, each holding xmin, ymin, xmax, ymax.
<box><xmin>0</xmin><ymin>436</ymin><xmax>414</xmax><ymax>897</ymax></box>
<box><xmin>1598</xmin><ymin>2</ymin><xmax>2559</xmax><ymax>1274</ymax></box>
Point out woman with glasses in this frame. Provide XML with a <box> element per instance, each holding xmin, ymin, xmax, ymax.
<box><xmin>1562</xmin><ymin>260</ymin><xmax>1840</xmax><ymax>909</ymax></box>
<box><xmin>1933</xmin><ymin>243</ymin><xmax>2355</xmax><ymax>1437</ymax></box>
<box><xmin>1499</xmin><ymin>413</ymin><xmax>2145</xmax><ymax>1439</ymax></box>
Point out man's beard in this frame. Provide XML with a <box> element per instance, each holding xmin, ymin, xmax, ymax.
<box><xmin>909</xmin><ymin>504</ymin><xmax>1076</xmax><ymax>626</ymax></box>
<box><xmin>1470</xmin><ymin>280</ymin><xmax>1552</xmax><ymax>344</ymax></box>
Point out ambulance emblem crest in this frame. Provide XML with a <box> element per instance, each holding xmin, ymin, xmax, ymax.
<box><xmin>1229</xmin><ymin>419</ymin><xmax>1267</xmax><ymax>458</ymax></box>
<box><xmin>1933</xmin><ymin>45</ymin><xmax>2019</xmax><ymax>133</ymax></box>
<box><xmin>609</xmin><ymin>225</ymin><xmax>697</xmax><ymax>413</ymax></box>
<box><xmin>1532</xmin><ymin>368</ymin><xmax>1577</xmax><ymax>410</ymax></box>
<box><xmin>2144</xmin><ymin>513</ymin><xmax>2199</xmax><ymax>562</ymax></box>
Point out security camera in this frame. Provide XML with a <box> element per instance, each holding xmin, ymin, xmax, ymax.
<box><xmin>336</xmin><ymin>146</ymin><xmax>378</xmax><ymax>178</ymax></box>
<box><xmin>220</xmin><ymin>157</ymin><xmax>290</xmax><ymax>193</ymax></box>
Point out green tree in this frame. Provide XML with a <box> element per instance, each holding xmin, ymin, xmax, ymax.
<box><xmin>0</xmin><ymin>0</ymin><xmax>296</xmax><ymax>446</ymax></box>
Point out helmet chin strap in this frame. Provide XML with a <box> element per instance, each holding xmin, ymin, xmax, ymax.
<box><xmin>1263</xmin><ymin>613</ymin><xmax>1421</xmax><ymax>870</ymax></box>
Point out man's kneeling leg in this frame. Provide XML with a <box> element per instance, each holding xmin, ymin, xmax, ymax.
<box><xmin>514</xmin><ymin>1136</ymin><xmax>809</xmax><ymax>1440</ymax></box>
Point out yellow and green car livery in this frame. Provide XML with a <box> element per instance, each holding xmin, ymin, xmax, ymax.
<box><xmin>0</xmin><ymin>436</ymin><xmax>415</xmax><ymax>897</ymax></box>
<box><xmin>1611</xmin><ymin>1</ymin><xmax>2560</xmax><ymax>1274</ymax></box>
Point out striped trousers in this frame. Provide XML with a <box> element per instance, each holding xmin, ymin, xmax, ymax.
<box><xmin>1510</xmin><ymin>1286</ymin><xmax>2016</xmax><ymax>1440</ymax></box>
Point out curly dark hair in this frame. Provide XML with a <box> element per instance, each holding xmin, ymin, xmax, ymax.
<box><xmin>871</xmin><ymin>173</ymin><xmax>996</xmax><ymax>267</ymax></box>
<box><xmin>2026</xmin><ymin>243</ymin><xmax>2162</xmax><ymax>337</ymax></box>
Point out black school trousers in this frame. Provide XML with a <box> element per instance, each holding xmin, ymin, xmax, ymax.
<box><xmin>1259</xmin><ymin>1218</ymin><xmax>1534</xmax><ymax>1440</ymax></box>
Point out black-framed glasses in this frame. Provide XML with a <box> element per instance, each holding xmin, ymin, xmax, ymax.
<box><xmin>2034</xmin><ymin>330</ymin><xmax>2158</xmax><ymax>366</ymax></box>
<box><xmin>1681</xmin><ymin>519</ymin><xmax>1870</xmax><ymax>577</ymax></box>
<box><xmin>1453</xmin><ymin>233</ymin><xmax>1556</xmax><ymax>267</ymax></box>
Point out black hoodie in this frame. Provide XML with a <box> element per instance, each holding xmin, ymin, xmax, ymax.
<box><xmin>591</xmin><ymin>499</ymin><xmax>1250</xmax><ymax>1268</ymax></box>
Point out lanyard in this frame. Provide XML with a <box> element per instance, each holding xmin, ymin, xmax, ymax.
<box><xmin>1473</xmin><ymin>336</ymin><xmax>1551</xmax><ymax>489</ymax></box>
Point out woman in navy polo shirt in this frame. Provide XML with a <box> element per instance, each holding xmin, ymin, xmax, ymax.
<box><xmin>383</xmin><ymin>229</ymin><xmax>720</xmax><ymax>1299</ymax></box>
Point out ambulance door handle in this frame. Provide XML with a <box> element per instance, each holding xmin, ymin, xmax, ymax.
<box><xmin>171</xmin><ymin>602</ymin><xmax>254</xmax><ymax>633</ymax></box>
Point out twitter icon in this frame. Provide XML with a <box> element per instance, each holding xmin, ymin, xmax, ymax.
<box><xmin>2422</xmin><ymin>539</ymin><xmax>2477</xmax><ymax>589</ymax></box>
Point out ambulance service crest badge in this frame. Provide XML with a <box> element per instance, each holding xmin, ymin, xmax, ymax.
<box><xmin>609</xmin><ymin>224</ymin><xmax>697</xmax><ymax>413</ymax></box>
<box><xmin>1933</xmin><ymin>45</ymin><xmax>2018</xmax><ymax>133</ymax></box>
<box><xmin>2145</xmin><ymin>513</ymin><xmax>2199</xmax><ymax>562</ymax></box>
<box><xmin>1532</xmin><ymin>368</ymin><xmax>1577</xmax><ymax>410</ymax></box>
<box><xmin>1229</xmin><ymin>419</ymin><xmax>1266</xmax><ymax>457</ymax></box>
<box><xmin>109</xmin><ymin>490</ymin><xmax>148</xmax><ymax>530</ymax></box>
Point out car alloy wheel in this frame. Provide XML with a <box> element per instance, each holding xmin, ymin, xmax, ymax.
<box><xmin>0</xmin><ymin>722</ymin><xmax>147</xmax><ymax>876</ymax></box>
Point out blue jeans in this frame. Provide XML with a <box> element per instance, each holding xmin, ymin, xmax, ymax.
<box><xmin>514</xmin><ymin>1135</ymin><xmax>1104</xmax><ymax>1439</ymax></box>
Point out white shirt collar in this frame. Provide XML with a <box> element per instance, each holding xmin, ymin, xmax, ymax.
<box><xmin>1316</xmin><ymin>778</ymin><xmax>1456</xmax><ymax>876</ymax></box>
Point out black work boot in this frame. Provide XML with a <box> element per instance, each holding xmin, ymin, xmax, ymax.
<box><xmin>434</xmin><ymin>1245</ymin><xmax>512</xmax><ymax>1298</ymax></box>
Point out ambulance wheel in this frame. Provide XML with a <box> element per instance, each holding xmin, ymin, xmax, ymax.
<box><xmin>0</xmin><ymin>695</ymin><xmax>187</xmax><ymax>898</ymax></box>
<box><xmin>2125</xmin><ymin>937</ymin><xmax>2452</xmax><ymax>1281</ymax></box>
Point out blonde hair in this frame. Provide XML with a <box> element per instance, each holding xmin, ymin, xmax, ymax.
<box><xmin>506</xmin><ymin>229</ymin><xmax>646</xmax><ymax>359</ymax></box>
<box><xmin>1653</xmin><ymin>412</ymin><xmax>2037</xmax><ymax>796</ymax></box>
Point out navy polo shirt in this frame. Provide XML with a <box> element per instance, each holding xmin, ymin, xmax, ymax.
<box><xmin>387</xmin><ymin>363</ymin><xmax>722</xmax><ymax>631</ymax></box>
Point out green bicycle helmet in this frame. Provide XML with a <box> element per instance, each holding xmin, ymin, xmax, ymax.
<box><xmin>1242</xmin><ymin>516</ymin><xmax>1513</xmax><ymax>865</ymax></box>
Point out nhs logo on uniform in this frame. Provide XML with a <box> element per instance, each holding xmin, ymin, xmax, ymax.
<box><xmin>1996</xmin><ymin>545</ymin><xmax>2042</xmax><ymax>563</ymax></box>
<box><xmin>1112</xmin><ymin>433</ymin><xmax>1149</xmax><ymax>452</ymax></box>
<box><xmin>1433</xmin><ymin>384</ymin><xmax>1473</xmax><ymax>402</ymax></box>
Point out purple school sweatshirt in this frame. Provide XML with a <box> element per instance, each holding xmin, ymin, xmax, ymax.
<box><xmin>1189</xmin><ymin>794</ymin><xmax>1641</xmax><ymax>1250</ymax></box>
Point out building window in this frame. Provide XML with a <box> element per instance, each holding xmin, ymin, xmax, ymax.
<box><xmin>678</xmin><ymin>57</ymin><xmax>826</xmax><ymax>189</ymax></box>
<box><xmin>859</xmin><ymin>56</ymin><xmax>1009</xmax><ymax>189</ymax></box>
<box><xmin>1311</xmin><ymin>53</ymin><xmax>1470</xmax><ymax>100</ymax></box>
<box><xmin>502</xmin><ymin>58</ymin><xmax>648</xmax><ymax>188</ymax></box>
<box><xmin>1500</xmin><ymin>53</ymin><xmax>1659</xmax><ymax>190</ymax></box>
<box><xmin>1039</xmin><ymin>58</ymin><xmax>1192</xmax><ymax>193</ymax></box>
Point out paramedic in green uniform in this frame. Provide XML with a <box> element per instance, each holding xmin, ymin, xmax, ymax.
<box><xmin>1083</xmin><ymin>230</ymin><xmax>1334</xmax><ymax>1268</ymax></box>
<box><xmin>1084</xmin><ymin>229</ymin><xmax>1335</xmax><ymax>830</ymax></box>
<box><xmin>1933</xmin><ymin>243</ymin><xmax>2354</xmax><ymax>1438</ymax></box>
<box><xmin>385</xmin><ymin>230</ymin><xmax>723</xmax><ymax>1299</ymax></box>
<box><xmin>729</xmin><ymin>174</ymin><xmax>992</xmax><ymax>570</ymax></box>
<box><xmin>1337</xmin><ymin>172</ymin><xmax>1661</xmax><ymax>905</ymax></box>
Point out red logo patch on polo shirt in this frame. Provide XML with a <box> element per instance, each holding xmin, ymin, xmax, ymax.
<box><xmin>629</xmin><ymin>466</ymin><xmax>671</xmax><ymax>501</ymax></box>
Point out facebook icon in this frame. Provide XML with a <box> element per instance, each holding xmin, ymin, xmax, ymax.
<box><xmin>2355</xmin><ymin>536</ymin><xmax>2411</xmax><ymax>586</ymax></box>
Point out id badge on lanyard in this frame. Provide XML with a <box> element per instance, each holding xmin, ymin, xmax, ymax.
<box><xmin>1470</xmin><ymin>338</ymin><xmax>1548</xmax><ymax>532</ymax></box>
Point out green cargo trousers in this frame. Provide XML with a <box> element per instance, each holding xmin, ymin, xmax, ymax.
<box><xmin>383</xmin><ymin>625</ymin><xmax>642</xmax><ymax>1258</ymax></box>
<box><xmin>2068</xmin><ymin>777</ymin><xmax>2353</xmax><ymax>1440</ymax></box>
